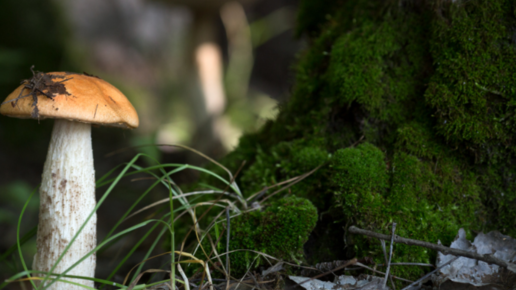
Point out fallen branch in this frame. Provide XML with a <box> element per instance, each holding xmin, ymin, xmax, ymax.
<box><xmin>348</xmin><ymin>226</ymin><xmax>516</xmax><ymax>273</ymax></box>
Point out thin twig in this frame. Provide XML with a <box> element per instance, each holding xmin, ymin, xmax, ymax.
<box><xmin>236</xmin><ymin>255</ymin><xmax>261</xmax><ymax>290</ymax></box>
<box><xmin>350</xmin><ymin>135</ymin><xmax>365</xmax><ymax>147</ymax></box>
<box><xmin>260</xmin><ymin>163</ymin><xmax>325</xmax><ymax>204</ymax></box>
<box><xmin>383</xmin><ymin>222</ymin><xmax>396</xmax><ymax>289</ymax></box>
<box><xmin>377</xmin><ymin>263</ymin><xmax>434</xmax><ymax>268</ymax></box>
<box><xmin>380</xmin><ymin>240</ymin><xmax>396</xmax><ymax>290</ymax></box>
<box><xmin>245</xmin><ymin>176</ymin><xmax>301</xmax><ymax>202</ymax></box>
<box><xmin>355</xmin><ymin>263</ymin><xmax>414</xmax><ymax>283</ymax></box>
<box><xmin>205</xmin><ymin>229</ymin><xmax>228</xmax><ymax>275</ymax></box>
<box><xmin>349</xmin><ymin>226</ymin><xmax>516</xmax><ymax>272</ymax></box>
<box><xmin>400</xmin><ymin>257</ymin><xmax>459</xmax><ymax>290</ymax></box>
<box><xmin>249</xmin><ymin>273</ymin><xmax>261</xmax><ymax>290</ymax></box>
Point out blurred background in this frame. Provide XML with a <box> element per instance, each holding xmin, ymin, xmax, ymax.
<box><xmin>0</xmin><ymin>0</ymin><xmax>304</xmax><ymax>287</ymax></box>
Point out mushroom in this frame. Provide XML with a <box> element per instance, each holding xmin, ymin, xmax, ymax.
<box><xmin>0</xmin><ymin>69</ymin><xmax>138</xmax><ymax>290</ymax></box>
<box><xmin>152</xmin><ymin>0</ymin><xmax>255</xmax><ymax>157</ymax></box>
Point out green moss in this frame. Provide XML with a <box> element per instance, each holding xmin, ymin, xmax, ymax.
<box><xmin>238</xmin><ymin>138</ymin><xmax>330</xmax><ymax>199</ymax></box>
<box><xmin>205</xmin><ymin>196</ymin><xmax>317</xmax><ymax>276</ymax></box>
<box><xmin>424</xmin><ymin>0</ymin><xmax>516</xmax><ymax>235</ymax></box>
<box><xmin>324</xmin><ymin>10</ymin><xmax>430</xmax><ymax>145</ymax></box>
<box><xmin>331</xmin><ymin>143</ymin><xmax>388</xmax><ymax>225</ymax></box>
<box><xmin>331</xmin><ymin>139</ymin><xmax>481</xmax><ymax>279</ymax></box>
<box><xmin>426</xmin><ymin>0</ymin><xmax>516</xmax><ymax>161</ymax></box>
<box><xmin>383</xmin><ymin>147</ymin><xmax>482</xmax><ymax>277</ymax></box>
<box><xmin>195</xmin><ymin>0</ymin><xmax>516</xmax><ymax>284</ymax></box>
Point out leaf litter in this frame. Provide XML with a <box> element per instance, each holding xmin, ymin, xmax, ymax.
<box><xmin>1</xmin><ymin>66</ymin><xmax>72</xmax><ymax>118</ymax></box>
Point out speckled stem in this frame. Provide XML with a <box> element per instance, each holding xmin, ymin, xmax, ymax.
<box><xmin>33</xmin><ymin>119</ymin><xmax>96</xmax><ymax>290</ymax></box>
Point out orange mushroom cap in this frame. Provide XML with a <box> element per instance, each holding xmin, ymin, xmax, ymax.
<box><xmin>0</xmin><ymin>72</ymin><xmax>139</xmax><ymax>129</ymax></box>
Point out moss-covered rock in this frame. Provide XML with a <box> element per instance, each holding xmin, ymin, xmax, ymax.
<box><xmin>332</xmin><ymin>143</ymin><xmax>388</xmax><ymax>225</ymax></box>
<box><xmin>329</xmin><ymin>141</ymin><xmax>481</xmax><ymax>278</ymax></box>
<box><xmin>199</xmin><ymin>0</ymin><xmax>516</xmax><ymax>283</ymax></box>
<box><xmin>205</xmin><ymin>196</ymin><xmax>317</xmax><ymax>276</ymax></box>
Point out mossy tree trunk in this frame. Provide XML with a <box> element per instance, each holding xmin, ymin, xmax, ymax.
<box><xmin>206</xmin><ymin>0</ymin><xmax>516</xmax><ymax>282</ymax></box>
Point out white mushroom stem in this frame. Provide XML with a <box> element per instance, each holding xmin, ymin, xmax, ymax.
<box><xmin>33</xmin><ymin>119</ymin><xmax>96</xmax><ymax>290</ymax></box>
